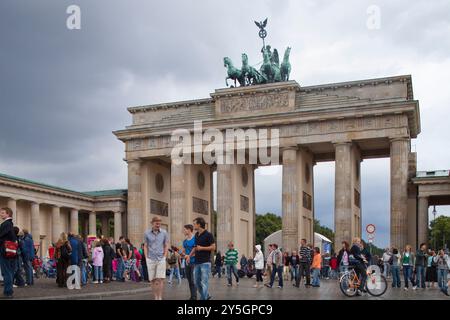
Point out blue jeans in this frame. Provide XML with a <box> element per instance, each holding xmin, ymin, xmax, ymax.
<box><xmin>269</xmin><ymin>264</ymin><xmax>283</xmax><ymax>287</ymax></box>
<box><xmin>0</xmin><ymin>255</ymin><xmax>15</xmax><ymax>296</ymax></box>
<box><xmin>226</xmin><ymin>264</ymin><xmax>239</xmax><ymax>285</ymax></box>
<box><xmin>291</xmin><ymin>265</ymin><xmax>299</xmax><ymax>283</ymax></box>
<box><xmin>416</xmin><ymin>265</ymin><xmax>425</xmax><ymax>288</ymax></box>
<box><xmin>23</xmin><ymin>259</ymin><xmax>34</xmax><ymax>285</ymax></box>
<box><xmin>81</xmin><ymin>261</ymin><xmax>87</xmax><ymax>285</ymax></box>
<box><xmin>391</xmin><ymin>265</ymin><xmax>401</xmax><ymax>287</ymax></box>
<box><xmin>312</xmin><ymin>268</ymin><xmax>320</xmax><ymax>286</ymax></box>
<box><xmin>437</xmin><ymin>269</ymin><xmax>449</xmax><ymax>289</ymax></box>
<box><xmin>194</xmin><ymin>262</ymin><xmax>211</xmax><ymax>300</ymax></box>
<box><xmin>215</xmin><ymin>265</ymin><xmax>222</xmax><ymax>278</ymax></box>
<box><xmin>116</xmin><ymin>258</ymin><xmax>125</xmax><ymax>281</ymax></box>
<box><xmin>169</xmin><ymin>267</ymin><xmax>181</xmax><ymax>284</ymax></box>
<box><xmin>403</xmin><ymin>265</ymin><xmax>415</xmax><ymax>288</ymax></box>
<box><xmin>94</xmin><ymin>266</ymin><xmax>103</xmax><ymax>282</ymax></box>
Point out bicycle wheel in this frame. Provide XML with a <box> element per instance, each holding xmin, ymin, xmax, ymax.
<box><xmin>365</xmin><ymin>274</ymin><xmax>388</xmax><ymax>297</ymax></box>
<box><xmin>339</xmin><ymin>273</ymin><xmax>358</xmax><ymax>297</ymax></box>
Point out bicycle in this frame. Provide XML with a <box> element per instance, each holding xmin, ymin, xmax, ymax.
<box><xmin>339</xmin><ymin>265</ymin><xmax>387</xmax><ymax>297</ymax></box>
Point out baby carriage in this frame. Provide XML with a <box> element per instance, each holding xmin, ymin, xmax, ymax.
<box><xmin>43</xmin><ymin>258</ymin><xmax>57</xmax><ymax>278</ymax></box>
<box><xmin>32</xmin><ymin>256</ymin><xmax>43</xmax><ymax>279</ymax></box>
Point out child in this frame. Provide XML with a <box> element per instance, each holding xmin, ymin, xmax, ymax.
<box><xmin>92</xmin><ymin>241</ymin><xmax>104</xmax><ymax>284</ymax></box>
<box><xmin>311</xmin><ymin>247</ymin><xmax>322</xmax><ymax>287</ymax></box>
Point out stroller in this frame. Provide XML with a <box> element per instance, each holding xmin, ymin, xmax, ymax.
<box><xmin>32</xmin><ymin>256</ymin><xmax>43</xmax><ymax>278</ymax></box>
<box><xmin>42</xmin><ymin>258</ymin><xmax>57</xmax><ymax>278</ymax></box>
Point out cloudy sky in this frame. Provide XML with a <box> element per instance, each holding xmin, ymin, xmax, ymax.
<box><xmin>1</xmin><ymin>0</ymin><xmax>449</xmax><ymax>248</ymax></box>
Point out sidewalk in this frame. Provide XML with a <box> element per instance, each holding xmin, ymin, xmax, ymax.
<box><xmin>11</xmin><ymin>278</ymin><xmax>151</xmax><ymax>300</ymax></box>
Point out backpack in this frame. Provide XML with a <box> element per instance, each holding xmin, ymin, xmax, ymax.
<box><xmin>167</xmin><ymin>252</ymin><xmax>177</xmax><ymax>265</ymax></box>
<box><xmin>61</xmin><ymin>243</ymin><xmax>72</xmax><ymax>261</ymax></box>
<box><xmin>388</xmin><ymin>255</ymin><xmax>394</xmax><ymax>265</ymax></box>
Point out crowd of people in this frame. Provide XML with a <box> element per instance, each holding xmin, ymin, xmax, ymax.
<box><xmin>0</xmin><ymin>205</ymin><xmax>448</xmax><ymax>300</ymax></box>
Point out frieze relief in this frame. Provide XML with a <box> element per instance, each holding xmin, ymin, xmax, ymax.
<box><xmin>217</xmin><ymin>91</ymin><xmax>293</xmax><ymax>115</ymax></box>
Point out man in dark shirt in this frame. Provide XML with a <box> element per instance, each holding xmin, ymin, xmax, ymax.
<box><xmin>186</xmin><ymin>217</ymin><xmax>215</xmax><ymax>300</ymax></box>
<box><xmin>298</xmin><ymin>238</ymin><xmax>311</xmax><ymax>287</ymax></box>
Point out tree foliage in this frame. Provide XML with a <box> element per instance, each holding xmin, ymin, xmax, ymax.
<box><xmin>429</xmin><ymin>215</ymin><xmax>450</xmax><ymax>250</ymax></box>
<box><xmin>255</xmin><ymin>213</ymin><xmax>282</xmax><ymax>251</ymax></box>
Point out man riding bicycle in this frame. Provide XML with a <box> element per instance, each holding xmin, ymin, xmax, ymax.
<box><xmin>349</xmin><ymin>237</ymin><xmax>368</xmax><ymax>295</ymax></box>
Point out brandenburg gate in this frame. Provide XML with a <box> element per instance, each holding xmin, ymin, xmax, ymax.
<box><xmin>114</xmin><ymin>75</ymin><xmax>421</xmax><ymax>255</ymax></box>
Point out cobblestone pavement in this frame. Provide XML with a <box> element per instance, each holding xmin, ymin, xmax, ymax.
<box><xmin>12</xmin><ymin>275</ymin><xmax>447</xmax><ymax>300</ymax></box>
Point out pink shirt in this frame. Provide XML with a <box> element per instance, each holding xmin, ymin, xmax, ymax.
<box><xmin>92</xmin><ymin>247</ymin><xmax>104</xmax><ymax>267</ymax></box>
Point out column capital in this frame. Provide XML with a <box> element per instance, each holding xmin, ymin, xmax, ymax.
<box><xmin>281</xmin><ymin>146</ymin><xmax>298</xmax><ymax>153</ymax></box>
<box><xmin>417</xmin><ymin>194</ymin><xmax>429</xmax><ymax>199</ymax></box>
<box><xmin>127</xmin><ymin>158</ymin><xmax>142</xmax><ymax>164</ymax></box>
<box><xmin>332</xmin><ymin>140</ymin><xmax>352</xmax><ymax>146</ymax></box>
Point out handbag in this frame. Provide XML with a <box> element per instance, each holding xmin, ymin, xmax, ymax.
<box><xmin>4</xmin><ymin>240</ymin><xmax>18</xmax><ymax>258</ymax></box>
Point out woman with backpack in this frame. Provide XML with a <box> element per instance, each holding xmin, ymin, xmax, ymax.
<box><xmin>426</xmin><ymin>250</ymin><xmax>437</xmax><ymax>288</ymax></box>
<box><xmin>167</xmin><ymin>246</ymin><xmax>181</xmax><ymax>285</ymax></box>
<box><xmin>55</xmin><ymin>232</ymin><xmax>72</xmax><ymax>288</ymax></box>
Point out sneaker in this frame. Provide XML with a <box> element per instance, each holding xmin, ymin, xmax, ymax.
<box><xmin>264</xmin><ymin>284</ymin><xmax>272</xmax><ymax>288</ymax></box>
<box><xmin>253</xmin><ymin>284</ymin><xmax>259</xmax><ymax>288</ymax></box>
<box><xmin>93</xmin><ymin>281</ymin><xmax>98</xmax><ymax>284</ymax></box>
<box><xmin>100</xmin><ymin>281</ymin><xmax>103</xmax><ymax>284</ymax></box>
<box><xmin>13</xmin><ymin>285</ymin><xmax>17</xmax><ymax>288</ymax></box>
<box><xmin>236</xmin><ymin>282</ymin><xmax>239</xmax><ymax>286</ymax></box>
<box><xmin>412</xmin><ymin>286</ymin><xmax>417</xmax><ymax>290</ymax></box>
<box><xmin>277</xmin><ymin>286</ymin><xmax>283</xmax><ymax>289</ymax></box>
<box><xmin>227</xmin><ymin>283</ymin><xmax>231</xmax><ymax>287</ymax></box>
<box><xmin>404</xmin><ymin>287</ymin><xmax>408</xmax><ymax>291</ymax></box>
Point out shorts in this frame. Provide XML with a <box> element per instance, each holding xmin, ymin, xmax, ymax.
<box><xmin>147</xmin><ymin>259</ymin><xmax>166</xmax><ymax>281</ymax></box>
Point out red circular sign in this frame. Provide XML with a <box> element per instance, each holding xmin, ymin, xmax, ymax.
<box><xmin>366</xmin><ymin>224</ymin><xmax>376</xmax><ymax>234</ymax></box>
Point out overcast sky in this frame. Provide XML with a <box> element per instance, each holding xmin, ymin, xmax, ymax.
<box><xmin>1</xmin><ymin>0</ymin><xmax>449</xmax><ymax>248</ymax></box>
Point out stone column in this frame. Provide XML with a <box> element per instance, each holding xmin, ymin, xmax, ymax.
<box><xmin>51</xmin><ymin>206</ymin><xmax>61</xmax><ymax>244</ymax></box>
<box><xmin>390</xmin><ymin>138</ymin><xmax>410</xmax><ymax>250</ymax></box>
<box><xmin>70</xmin><ymin>209</ymin><xmax>79</xmax><ymax>235</ymax></box>
<box><xmin>101</xmin><ymin>215</ymin><xmax>109</xmax><ymax>237</ymax></box>
<box><xmin>7</xmin><ymin>198</ymin><xmax>17</xmax><ymax>225</ymax></box>
<box><xmin>334</xmin><ymin>142</ymin><xmax>353</xmax><ymax>246</ymax></box>
<box><xmin>89</xmin><ymin>211</ymin><xmax>97</xmax><ymax>236</ymax></box>
<box><xmin>282</xmin><ymin>147</ymin><xmax>298</xmax><ymax>253</ymax></box>
<box><xmin>127</xmin><ymin>159</ymin><xmax>142</xmax><ymax>247</ymax></box>
<box><xmin>417</xmin><ymin>196</ymin><xmax>429</xmax><ymax>246</ymax></box>
<box><xmin>30</xmin><ymin>202</ymin><xmax>40</xmax><ymax>244</ymax></box>
<box><xmin>114</xmin><ymin>211</ymin><xmax>122</xmax><ymax>242</ymax></box>
<box><xmin>170</xmin><ymin>162</ymin><xmax>186</xmax><ymax>247</ymax></box>
<box><xmin>217</xmin><ymin>153</ymin><xmax>233</xmax><ymax>254</ymax></box>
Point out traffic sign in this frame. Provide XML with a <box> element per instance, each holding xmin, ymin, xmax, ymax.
<box><xmin>366</xmin><ymin>224</ymin><xmax>376</xmax><ymax>234</ymax></box>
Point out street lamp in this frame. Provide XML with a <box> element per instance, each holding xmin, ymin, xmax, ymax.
<box><xmin>432</xmin><ymin>206</ymin><xmax>437</xmax><ymax>250</ymax></box>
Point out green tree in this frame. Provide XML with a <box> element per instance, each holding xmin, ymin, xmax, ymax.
<box><xmin>429</xmin><ymin>215</ymin><xmax>450</xmax><ymax>250</ymax></box>
<box><xmin>255</xmin><ymin>213</ymin><xmax>282</xmax><ymax>251</ymax></box>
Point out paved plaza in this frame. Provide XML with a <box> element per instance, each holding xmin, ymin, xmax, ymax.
<box><xmin>14</xmin><ymin>276</ymin><xmax>448</xmax><ymax>300</ymax></box>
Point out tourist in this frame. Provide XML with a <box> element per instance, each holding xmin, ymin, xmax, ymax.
<box><xmin>180</xmin><ymin>254</ymin><xmax>186</xmax><ymax>279</ymax></box>
<box><xmin>21</xmin><ymin>229</ymin><xmax>35</xmax><ymax>286</ymax></box>
<box><xmin>264</xmin><ymin>244</ymin><xmax>273</xmax><ymax>285</ymax></box>
<box><xmin>298</xmin><ymin>239</ymin><xmax>312</xmax><ymax>287</ymax></box>
<box><xmin>224</xmin><ymin>242</ymin><xmax>239</xmax><ymax>287</ymax></box>
<box><xmin>311</xmin><ymin>247</ymin><xmax>322</xmax><ymax>287</ymax></box>
<box><xmin>123</xmin><ymin>238</ymin><xmax>134</xmax><ymax>280</ymax></box>
<box><xmin>144</xmin><ymin>216</ymin><xmax>169</xmax><ymax>300</ymax></box>
<box><xmin>125</xmin><ymin>238</ymin><xmax>139</xmax><ymax>281</ymax></box>
<box><xmin>133</xmin><ymin>245</ymin><xmax>142</xmax><ymax>281</ymax></box>
<box><xmin>101</xmin><ymin>238</ymin><xmax>114</xmax><ymax>283</ymax></box>
<box><xmin>433</xmin><ymin>249</ymin><xmax>449</xmax><ymax>294</ymax></box>
<box><xmin>426</xmin><ymin>250</ymin><xmax>437</xmax><ymax>288</ymax></box>
<box><xmin>181</xmin><ymin>224</ymin><xmax>196</xmax><ymax>300</ymax></box>
<box><xmin>337</xmin><ymin>241</ymin><xmax>350</xmax><ymax>273</ymax></box>
<box><xmin>322</xmin><ymin>252</ymin><xmax>331</xmax><ymax>279</ymax></box>
<box><xmin>289</xmin><ymin>250</ymin><xmax>300</xmax><ymax>285</ymax></box>
<box><xmin>92</xmin><ymin>241</ymin><xmax>104</xmax><ymax>284</ymax></box>
<box><xmin>401</xmin><ymin>244</ymin><xmax>416</xmax><ymax>291</ymax></box>
<box><xmin>0</xmin><ymin>207</ymin><xmax>18</xmax><ymax>298</ymax></box>
<box><xmin>266</xmin><ymin>243</ymin><xmax>283</xmax><ymax>289</ymax></box>
<box><xmin>361</xmin><ymin>240</ymin><xmax>372</xmax><ymax>266</ymax></box>
<box><xmin>329</xmin><ymin>253</ymin><xmax>338</xmax><ymax>280</ymax></box>
<box><xmin>139</xmin><ymin>243</ymin><xmax>149</xmax><ymax>282</ymax></box>
<box><xmin>167</xmin><ymin>246</ymin><xmax>181</xmax><ymax>285</ymax></box>
<box><xmin>78</xmin><ymin>236</ymin><xmax>88</xmax><ymax>285</ymax></box>
<box><xmin>350</xmin><ymin>237</ymin><xmax>367</xmax><ymax>295</ymax></box>
<box><xmin>415</xmin><ymin>243</ymin><xmax>427</xmax><ymax>289</ymax></box>
<box><xmin>382</xmin><ymin>248</ymin><xmax>392</xmax><ymax>278</ymax></box>
<box><xmin>390</xmin><ymin>248</ymin><xmax>401</xmax><ymax>288</ymax></box>
<box><xmin>55</xmin><ymin>232</ymin><xmax>72</xmax><ymax>288</ymax></box>
<box><xmin>253</xmin><ymin>244</ymin><xmax>264</xmax><ymax>288</ymax></box>
<box><xmin>282</xmin><ymin>251</ymin><xmax>290</xmax><ymax>281</ymax></box>
<box><xmin>186</xmin><ymin>217</ymin><xmax>215</xmax><ymax>300</ymax></box>
<box><xmin>214</xmin><ymin>251</ymin><xmax>222</xmax><ymax>278</ymax></box>
<box><xmin>115</xmin><ymin>236</ymin><xmax>126</xmax><ymax>282</ymax></box>
<box><xmin>13</xmin><ymin>228</ymin><xmax>25</xmax><ymax>288</ymax></box>
<box><xmin>68</xmin><ymin>233</ymin><xmax>82</xmax><ymax>284</ymax></box>
<box><xmin>240</xmin><ymin>254</ymin><xmax>248</xmax><ymax>273</ymax></box>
